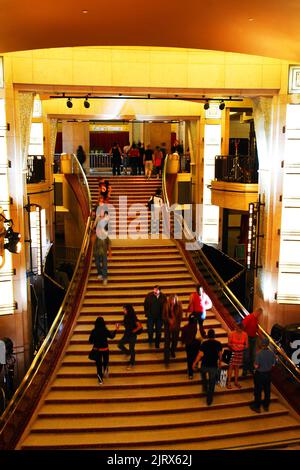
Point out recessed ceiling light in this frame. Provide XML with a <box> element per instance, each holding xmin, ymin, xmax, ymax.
<box><xmin>82</xmin><ymin>10</ymin><xmax>88</xmax><ymax>14</ymax></box>
<box><xmin>248</xmin><ymin>17</ymin><xmax>254</xmax><ymax>21</ymax></box>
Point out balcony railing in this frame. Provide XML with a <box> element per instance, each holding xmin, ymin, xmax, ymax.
<box><xmin>89</xmin><ymin>152</ymin><xmax>112</xmax><ymax>170</ymax></box>
<box><xmin>26</xmin><ymin>155</ymin><xmax>45</xmax><ymax>184</ymax></box>
<box><xmin>215</xmin><ymin>155</ymin><xmax>258</xmax><ymax>183</ymax></box>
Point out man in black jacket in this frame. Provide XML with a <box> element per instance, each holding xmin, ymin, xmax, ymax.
<box><xmin>192</xmin><ymin>329</ymin><xmax>223</xmax><ymax>405</ymax></box>
<box><xmin>144</xmin><ymin>285</ymin><xmax>166</xmax><ymax>348</ymax></box>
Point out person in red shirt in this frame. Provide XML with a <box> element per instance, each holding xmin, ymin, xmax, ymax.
<box><xmin>153</xmin><ymin>146</ymin><xmax>163</xmax><ymax>179</ymax></box>
<box><xmin>187</xmin><ymin>285</ymin><xmax>212</xmax><ymax>339</ymax></box>
<box><xmin>128</xmin><ymin>143</ymin><xmax>140</xmax><ymax>175</ymax></box>
<box><xmin>226</xmin><ymin>323</ymin><xmax>248</xmax><ymax>389</ymax></box>
<box><xmin>242</xmin><ymin>307</ymin><xmax>263</xmax><ymax>375</ymax></box>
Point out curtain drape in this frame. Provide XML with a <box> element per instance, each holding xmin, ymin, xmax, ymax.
<box><xmin>19</xmin><ymin>92</ymin><xmax>34</xmax><ymax>171</ymax></box>
<box><xmin>252</xmin><ymin>96</ymin><xmax>273</xmax><ymax>169</ymax></box>
<box><xmin>49</xmin><ymin>118</ymin><xmax>58</xmax><ymax>159</ymax></box>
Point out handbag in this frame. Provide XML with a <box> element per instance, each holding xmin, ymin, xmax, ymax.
<box><xmin>222</xmin><ymin>348</ymin><xmax>232</xmax><ymax>365</ymax></box>
<box><xmin>88</xmin><ymin>348</ymin><xmax>98</xmax><ymax>361</ymax></box>
<box><xmin>133</xmin><ymin>321</ymin><xmax>144</xmax><ymax>335</ymax></box>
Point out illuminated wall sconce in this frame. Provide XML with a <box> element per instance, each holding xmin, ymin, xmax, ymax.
<box><xmin>0</xmin><ymin>209</ymin><xmax>22</xmax><ymax>259</ymax></box>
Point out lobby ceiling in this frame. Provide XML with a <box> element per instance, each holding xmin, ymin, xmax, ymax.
<box><xmin>1</xmin><ymin>0</ymin><xmax>300</xmax><ymax>62</ymax></box>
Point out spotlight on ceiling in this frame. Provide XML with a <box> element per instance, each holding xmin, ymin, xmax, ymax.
<box><xmin>66</xmin><ymin>98</ymin><xmax>73</xmax><ymax>108</ymax></box>
<box><xmin>84</xmin><ymin>97</ymin><xmax>90</xmax><ymax>108</ymax></box>
<box><xmin>204</xmin><ymin>101</ymin><xmax>210</xmax><ymax>110</ymax></box>
<box><xmin>4</xmin><ymin>228</ymin><xmax>21</xmax><ymax>254</ymax></box>
<box><xmin>0</xmin><ymin>211</ymin><xmax>22</xmax><ymax>254</ymax></box>
<box><xmin>219</xmin><ymin>101</ymin><xmax>225</xmax><ymax>110</ymax></box>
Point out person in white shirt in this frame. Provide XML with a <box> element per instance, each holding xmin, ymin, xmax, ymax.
<box><xmin>148</xmin><ymin>188</ymin><xmax>163</xmax><ymax>234</ymax></box>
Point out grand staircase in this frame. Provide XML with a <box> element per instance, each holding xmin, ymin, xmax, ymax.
<box><xmin>16</xmin><ymin>175</ymin><xmax>300</xmax><ymax>450</ymax></box>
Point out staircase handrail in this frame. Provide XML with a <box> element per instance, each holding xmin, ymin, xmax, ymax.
<box><xmin>162</xmin><ymin>154</ymin><xmax>171</xmax><ymax>208</ymax></box>
<box><xmin>0</xmin><ymin>154</ymin><xmax>93</xmax><ymax>449</ymax></box>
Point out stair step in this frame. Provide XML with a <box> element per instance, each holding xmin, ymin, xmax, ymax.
<box><xmin>20</xmin><ymin>415</ymin><xmax>300</xmax><ymax>449</ymax></box>
<box><xmin>37</xmin><ymin>394</ymin><xmax>279</xmax><ymax>418</ymax></box>
<box><xmin>31</xmin><ymin>403</ymin><xmax>288</xmax><ymax>433</ymax></box>
<box><xmin>84</xmin><ymin>288</ymin><xmax>194</xmax><ymax>298</ymax></box>
<box><xmin>71</xmin><ymin>327</ymin><xmax>226</xmax><ymax>341</ymax></box>
<box><xmin>44</xmin><ymin>382</ymin><xmax>253</xmax><ymax>403</ymax></box>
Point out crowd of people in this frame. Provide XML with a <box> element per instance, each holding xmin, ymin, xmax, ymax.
<box><xmin>89</xmin><ymin>160</ymin><xmax>275</xmax><ymax>413</ymax></box>
<box><xmin>76</xmin><ymin>139</ymin><xmax>191</xmax><ymax>176</ymax></box>
<box><xmin>88</xmin><ymin>281</ymin><xmax>275</xmax><ymax>412</ymax></box>
<box><xmin>108</xmin><ymin>141</ymin><xmax>168</xmax><ymax>178</ymax></box>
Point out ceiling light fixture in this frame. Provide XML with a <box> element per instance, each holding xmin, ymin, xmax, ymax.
<box><xmin>51</xmin><ymin>94</ymin><xmax>244</xmax><ymax>103</ymax></box>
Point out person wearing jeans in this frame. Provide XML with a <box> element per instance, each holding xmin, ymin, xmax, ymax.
<box><xmin>192</xmin><ymin>329</ymin><xmax>222</xmax><ymax>405</ymax></box>
<box><xmin>94</xmin><ymin>212</ymin><xmax>111</xmax><ymax>285</ymax></box>
<box><xmin>118</xmin><ymin>304</ymin><xmax>139</xmax><ymax>370</ymax></box>
<box><xmin>242</xmin><ymin>307</ymin><xmax>263</xmax><ymax>375</ymax></box>
<box><xmin>250</xmin><ymin>337</ymin><xmax>276</xmax><ymax>413</ymax></box>
<box><xmin>187</xmin><ymin>285</ymin><xmax>213</xmax><ymax>339</ymax></box>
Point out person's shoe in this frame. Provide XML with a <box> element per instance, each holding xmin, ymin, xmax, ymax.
<box><xmin>97</xmin><ymin>374</ymin><xmax>103</xmax><ymax>385</ymax></box>
<box><xmin>171</xmin><ymin>352</ymin><xmax>176</xmax><ymax>358</ymax></box>
<box><xmin>97</xmin><ymin>275</ymin><xmax>103</xmax><ymax>280</ymax></box>
<box><xmin>263</xmin><ymin>404</ymin><xmax>269</xmax><ymax>412</ymax></box>
<box><xmin>103</xmin><ymin>278</ymin><xmax>108</xmax><ymax>285</ymax></box>
<box><xmin>207</xmin><ymin>397</ymin><xmax>213</xmax><ymax>406</ymax></box>
<box><xmin>249</xmin><ymin>403</ymin><xmax>261</xmax><ymax>413</ymax></box>
<box><xmin>103</xmin><ymin>368</ymin><xmax>109</xmax><ymax>378</ymax></box>
<box><xmin>242</xmin><ymin>371</ymin><xmax>248</xmax><ymax>377</ymax></box>
<box><xmin>126</xmin><ymin>364</ymin><xmax>134</xmax><ymax>370</ymax></box>
<box><xmin>188</xmin><ymin>375</ymin><xmax>193</xmax><ymax>380</ymax></box>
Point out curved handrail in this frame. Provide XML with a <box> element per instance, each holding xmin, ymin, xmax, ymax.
<box><xmin>183</xmin><ymin>213</ymin><xmax>300</xmax><ymax>385</ymax></box>
<box><xmin>161</xmin><ymin>165</ymin><xmax>300</xmax><ymax>386</ymax></box>
<box><xmin>43</xmin><ymin>271</ymin><xmax>65</xmax><ymax>290</ymax></box>
<box><xmin>162</xmin><ymin>154</ymin><xmax>171</xmax><ymax>208</ymax></box>
<box><xmin>0</xmin><ymin>154</ymin><xmax>93</xmax><ymax>449</ymax></box>
<box><xmin>71</xmin><ymin>153</ymin><xmax>92</xmax><ymax>214</ymax></box>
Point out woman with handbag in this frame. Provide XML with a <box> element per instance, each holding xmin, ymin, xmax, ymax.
<box><xmin>162</xmin><ymin>294</ymin><xmax>183</xmax><ymax>365</ymax></box>
<box><xmin>89</xmin><ymin>316</ymin><xmax>119</xmax><ymax>384</ymax></box>
<box><xmin>118</xmin><ymin>304</ymin><xmax>140</xmax><ymax>370</ymax></box>
<box><xmin>226</xmin><ymin>323</ymin><xmax>248</xmax><ymax>389</ymax></box>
